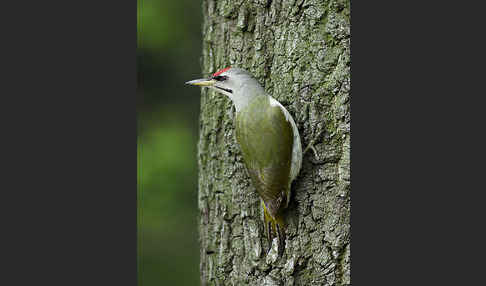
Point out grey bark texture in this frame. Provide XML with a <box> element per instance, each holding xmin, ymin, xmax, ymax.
<box><xmin>197</xmin><ymin>0</ymin><xmax>350</xmax><ymax>285</ymax></box>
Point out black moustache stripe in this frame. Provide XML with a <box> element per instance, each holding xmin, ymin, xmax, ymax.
<box><xmin>215</xmin><ymin>86</ymin><xmax>233</xmax><ymax>93</ymax></box>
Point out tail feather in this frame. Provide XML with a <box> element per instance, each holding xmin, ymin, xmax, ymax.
<box><xmin>262</xmin><ymin>201</ymin><xmax>286</xmax><ymax>255</ymax></box>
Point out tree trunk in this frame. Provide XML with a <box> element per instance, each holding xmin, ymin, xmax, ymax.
<box><xmin>197</xmin><ymin>0</ymin><xmax>350</xmax><ymax>285</ymax></box>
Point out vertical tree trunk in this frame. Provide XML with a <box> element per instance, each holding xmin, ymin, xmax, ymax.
<box><xmin>198</xmin><ymin>0</ymin><xmax>350</xmax><ymax>285</ymax></box>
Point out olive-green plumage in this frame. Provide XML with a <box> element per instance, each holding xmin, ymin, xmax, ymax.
<box><xmin>186</xmin><ymin>67</ymin><xmax>302</xmax><ymax>251</ymax></box>
<box><xmin>235</xmin><ymin>95</ymin><xmax>292</xmax><ymax>215</ymax></box>
<box><xmin>235</xmin><ymin>94</ymin><xmax>293</xmax><ymax>242</ymax></box>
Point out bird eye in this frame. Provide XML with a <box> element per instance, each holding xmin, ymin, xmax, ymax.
<box><xmin>213</xmin><ymin>75</ymin><xmax>227</xmax><ymax>81</ymax></box>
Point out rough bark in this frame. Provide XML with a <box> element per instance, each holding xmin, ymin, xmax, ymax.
<box><xmin>197</xmin><ymin>0</ymin><xmax>350</xmax><ymax>285</ymax></box>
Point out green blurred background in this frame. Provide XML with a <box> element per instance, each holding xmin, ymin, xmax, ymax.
<box><xmin>137</xmin><ymin>0</ymin><xmax>202</xmax><ymax>285</ymax></box>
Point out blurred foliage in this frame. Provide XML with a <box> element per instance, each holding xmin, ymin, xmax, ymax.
<box><xmin>137</xmin><ymin>0</ymin><xmax>203</xmax><ymax>285</ymax></box>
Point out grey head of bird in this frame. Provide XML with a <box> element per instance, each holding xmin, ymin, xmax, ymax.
<box><xmin>185</xmin><ymin>67</ymin><xmax>266</xmax><ymax>112</ymax></box>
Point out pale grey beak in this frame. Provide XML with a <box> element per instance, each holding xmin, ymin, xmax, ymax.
<box><xmin>185</xmin><ymin>78</ymin><xmax>216</xmax><ymax>86</ymax></box>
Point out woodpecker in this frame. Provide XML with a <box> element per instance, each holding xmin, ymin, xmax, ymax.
<box><xmin>186</xmin><ymin>67</ymin><xmax>302</xmax><ymax>250</ymax></box>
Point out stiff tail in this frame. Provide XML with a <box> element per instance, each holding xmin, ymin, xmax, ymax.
<box><xmin>262</xmin><ymin>201</ymin><xmax>286</xmax><ymax>255</ymax></box>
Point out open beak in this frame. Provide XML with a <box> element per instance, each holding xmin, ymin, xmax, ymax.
<box><xmin>185</xmin><ymin>78</ymin><xmax>216</xmax><ymax>87</ymax></box>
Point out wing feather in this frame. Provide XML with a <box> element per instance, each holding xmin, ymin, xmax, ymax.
<box><xmin>235</xmin><ymin>95</ymin><xmax>302</xmax><ymax>215</ymax></box>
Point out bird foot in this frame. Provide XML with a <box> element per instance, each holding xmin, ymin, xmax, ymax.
<box><xmin>303</xmin><ymin>143</ymin><xmax>319</xmax><ymax>160</ymax></box>
<box><xmin>303</xmin><ymin>126</ymin><xmax>326</xmax><ymax>163</ymax></box>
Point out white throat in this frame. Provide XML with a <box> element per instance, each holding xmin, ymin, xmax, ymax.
<box><xmin>224</xmin><ymin>77</ymin><xmax>266</xmax><ymax>112</ymax></box>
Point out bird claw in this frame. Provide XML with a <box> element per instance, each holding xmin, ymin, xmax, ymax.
<box><xmin>303</xmin><ymin>125</ymin><xmax>325</xmax><ymax>163</ymax></box>
<box><xmin>303</xmin><ymin>143</ymin><xmax>319</xmax><ymax>160</ymax></box>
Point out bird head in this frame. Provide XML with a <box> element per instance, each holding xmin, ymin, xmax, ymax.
<box><xmin>186</xmin><ymin>67</ymin><xmax>265</xmax><ymax>111</ymax></box>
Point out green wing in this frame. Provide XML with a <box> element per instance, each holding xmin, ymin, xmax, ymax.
<box><xmin>235</xmin><ymin>95</ymin><xmax>294</xmax><ymax>217</ymax></box>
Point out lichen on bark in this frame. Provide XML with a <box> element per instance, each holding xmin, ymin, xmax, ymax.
<box><xmin>198</xmin><ymin>0</ymin><xmax>350</xmax><ymax>285</ymax></box>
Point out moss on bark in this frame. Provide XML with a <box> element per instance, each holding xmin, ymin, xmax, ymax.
<box><xmin>198</xmin><ymin>0</ymin><xmax>350</xmax><ymax>285</ymax></box>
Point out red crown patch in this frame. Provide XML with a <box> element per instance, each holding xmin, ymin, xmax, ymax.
<box><xmin>212</xmin><ymin>67</ymin><xmax>231</xmax><ymax>77</ymax></box>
